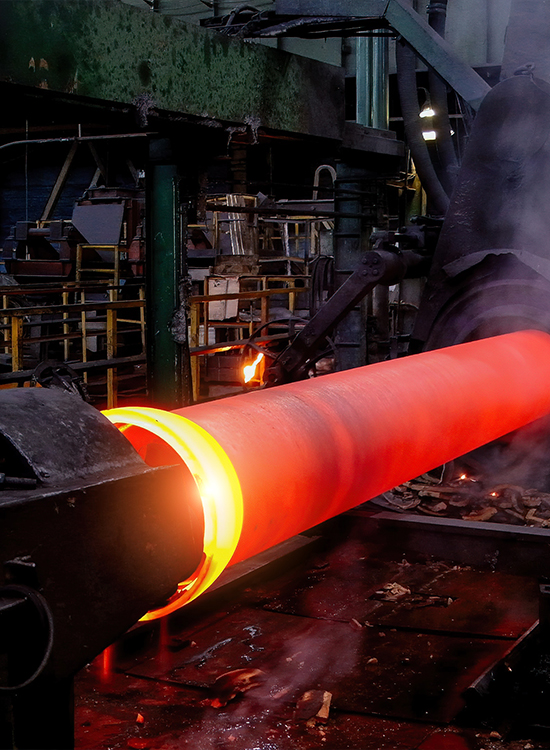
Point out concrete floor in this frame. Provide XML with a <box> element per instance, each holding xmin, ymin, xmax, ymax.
<box><xmin>74</xmin><ymin>509</ymin><xmax>550</xmax><ymax>750</ymax></box>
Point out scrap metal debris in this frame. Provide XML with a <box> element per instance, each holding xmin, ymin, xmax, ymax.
<box><xmin>209</xmin><ymin>668</ymin><xmax>265</xmax><ymax>708</ymax></box>
<box><xmin>377</xmin><ymin>473</ymin><xmax>550</xmax><ymax>527</ymax></box>
<box><xmin>373</xmin><ymin>582</ymin><xmax>411</xmax><ymax>601</ymax></box>
<box><xmin>370</xmin><ymin>582</ymin><xmax>454</xmax><ymax>608</ymax></box>
<box><xmin>294</xmin><ymin>690</ymin><xmax>332</xmax><ymax>723</ymax></box>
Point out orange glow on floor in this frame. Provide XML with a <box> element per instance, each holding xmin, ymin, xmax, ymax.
<box><xmin>100</xmin><ymin>645</ymin><xmax>114</xmax><ymax>683</ymax></box>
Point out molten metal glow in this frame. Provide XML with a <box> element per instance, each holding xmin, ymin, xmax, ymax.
<box><xmin>105</xmin><ymin>331</ymin><xmax>550</xmax><ymax>620</ymax></box>
<box><xmin>103</xmin><ymin>407</ymin><xmax>243</xmax><ymax>619</ymax></box>
<box><xmin>101</xmin><ymin>645</ymin><xmax>114</xmax><ymax>684</ymax></box>
<box><xmin>243</xmin><ymin>353</ymin><xmax>264</xmax><ymax>383</ymax></box>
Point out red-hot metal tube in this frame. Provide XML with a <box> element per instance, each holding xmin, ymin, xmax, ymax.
<box><xmin>104</xmin><ymin>330</ymin><xmax>550</xmax><ymax>618</ymax></box>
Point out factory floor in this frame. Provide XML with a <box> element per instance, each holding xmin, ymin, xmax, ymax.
<box><xmin>74</xmin><ymin>508</ymin><xmax>550</xmax><ymax>750</ymax></box>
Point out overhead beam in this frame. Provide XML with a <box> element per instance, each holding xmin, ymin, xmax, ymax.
<box><xmin>275</xmin><ymin>0</ymin><xmax>491</xmax><ymax>110</ymax></box>
<box><xmin>0</xmin><ymin>0</ymin><xmax>344</xmax><ymax>140</ymax></box>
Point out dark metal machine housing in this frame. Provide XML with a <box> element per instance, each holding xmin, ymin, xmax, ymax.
<box><xmin>0</xmin><ymin>387</ymin><xmax>203</xmax><ymax>749</ymax></box>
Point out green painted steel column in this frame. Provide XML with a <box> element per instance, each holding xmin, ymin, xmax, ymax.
<box><xmin>356</xmin><ymin>36</ymin><xmax>389</xmax><ymax>130</ymax></box>
<box><xmin>147</xmin><ymin>140</ymin><xmax>192</xmax><ymax>408</ymax></box>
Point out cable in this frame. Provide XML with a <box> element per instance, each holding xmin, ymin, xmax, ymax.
<box><xmin>0</xmin><ymin>585</ymin><xmax>55</xmax><ymax>692</ymax></box>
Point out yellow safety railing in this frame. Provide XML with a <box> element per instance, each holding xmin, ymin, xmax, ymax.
<box><xmin>189</xmin><ymin>279</ymin><xmax>308</xmax><ymax>401</ymax></box>
<box><xmin>0</xmin><ymin>282</ymin><xmax>145</xmax><ymax>409</ymax></box>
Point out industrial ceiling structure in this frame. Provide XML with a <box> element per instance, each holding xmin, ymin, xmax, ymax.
<box><xmin>4</xmin><ymin>1</ymin><xmax>550</xmax><ymax>749</ymax></box>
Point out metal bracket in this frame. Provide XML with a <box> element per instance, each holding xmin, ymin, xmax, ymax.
<box><xmin>265</xmin><ymin>249</ymin><xmax>429</xmax><ymax>385</ymax></box>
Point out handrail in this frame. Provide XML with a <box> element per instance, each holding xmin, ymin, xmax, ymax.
<box><xmin>188</xmin><ymin>281</ymin><xmax>309</xmax><ymax>400</ymax></box>
<box><xmin>0</xmin><ymin>283</ymin><xmax>123</xmax><ymax>296</ymax></box>
<box><xmin>1</xmin><ymin>284</ymin><xmax>145</xmax><ymax>409</ymax></box>
<box><xmin>3</xmin><ymin>299</ymin><xmax>144</xmax><ymax>317</ymax></box>
<box><xmin>190</xmin><ymin>285</ymin><xmax>307</xmax><ymax>304</ymax></box>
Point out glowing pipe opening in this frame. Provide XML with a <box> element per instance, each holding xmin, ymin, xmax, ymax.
<box><xmin>103</xmin><ymin>408</ymin><xmax>243</xmax><ymax>620</ymax></box>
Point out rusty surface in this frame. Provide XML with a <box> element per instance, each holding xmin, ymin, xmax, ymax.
<box><xmin>418</xmin><ymin>730</ymin><xmax>477</xmax><ymax>749</ymax></box>
<box><xmin>261</xmin><ymin>546</ymin><xmax>451</xmax><ymax>622</ymax></box>
<box><xmin>0</xmin><ymin>0</ymin><xmax>344</xmax><ymax>139</ymax></box>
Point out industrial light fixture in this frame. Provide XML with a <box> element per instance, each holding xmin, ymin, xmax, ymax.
<box><xmin>418</xmin><ymin>86</ymin><xmax>435</xmax><ymax>120</ymax></box>
<box><xmin>422</xmin><ymin>128</ymin><xmax>455</xmax><ymax>141</ymax></box>
<box><xmin>417</xmin><ymin>88</ymin><xmax>437</xmax><ymax>140</ymax></box>
<box><xmin>419</xmin><ymin>105</ymin><xmax>436</xmax><ymax>118</ymax></box>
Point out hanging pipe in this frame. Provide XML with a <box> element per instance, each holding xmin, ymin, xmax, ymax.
<box><xmin>104</xmin><ymin>330</ymin><xmax>550</xmax><ymax>619</ymax></box>
<box><xmin>427</xmin><ymin>0</ymin><xmax>459</xmax><ymax>195</ymax></box>
<box><xmin>395</xmin><ymin>0</ymin><xmax>449</xmax><ymax>214</ymax></box>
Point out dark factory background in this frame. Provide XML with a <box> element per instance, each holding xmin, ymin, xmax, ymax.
<box><xmin>5</xmin><ymin>1</ymin><xmax>550</xmax><ymax>749</ymax></box>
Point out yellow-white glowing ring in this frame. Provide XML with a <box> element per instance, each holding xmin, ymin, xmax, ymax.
<box><xmin>103</xmin><ymin>406</ymin><xmax>244</xmax><ymax>620</ymax></box>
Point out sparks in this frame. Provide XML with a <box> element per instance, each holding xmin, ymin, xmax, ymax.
<box><xmin>243</xmin><ymin>352</ymin><xmax>264</xmax><ymax>383</ymax></box>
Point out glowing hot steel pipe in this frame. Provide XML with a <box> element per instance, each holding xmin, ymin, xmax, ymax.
<box><xmin>104</xmin><ymin>330</ymin><xmax>550</xmax><ymax>619</ymax></box>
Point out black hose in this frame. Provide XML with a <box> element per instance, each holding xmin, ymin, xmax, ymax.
<box><xmin>395</xmin><ymin>37</ymin><xmax>450</xmax><ymax>215</ymax></box>
<box><xmin>309</xmin><ymin>255</ymin><xmax>335</xmax><ymax>315</ymax></box>
<box><xmin>0</xmin><ymin>585</ymin><xmax>55</xmax><ymax>692</ymax></box>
